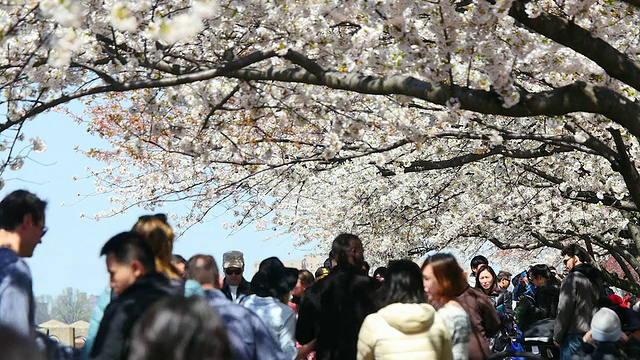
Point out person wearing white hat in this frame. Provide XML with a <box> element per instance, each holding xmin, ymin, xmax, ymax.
<box><xmin>572</xmin><ymin>307</ymin><xmax>628</xmax><ymax>359</ymax></box>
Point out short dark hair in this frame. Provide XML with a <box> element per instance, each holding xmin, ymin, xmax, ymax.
<box><xmin>529</xmin><ymin>264</ymin><xmax>551</xmax><ymax>280</ymax></box>
<box><xmin>470</xmin><ymin>255</ymin><xmax>489</xmax><ymax>270</ymax></box>
<box><xmin>100</xmin><ymin>232</ymin><xmax>156</xmax><ymax>272</ymax></box>
<box><xmin>382</xmin><ymin>259</ymin><xmax>425</xmax><ymax>306</ymax></box>
<box><xmin>373</xmin><ymin>267</ymin><xmax>388</xmax><ymax>279</ymax></box>
<box><xmin>561</xmin><ymin>243</ymin><xmax>590</xmax><ymax>263</ymax></box>
<box><xmin>172</xmin><ymin>254</ymin><xmax>187</xmax><ymax>265</ymax></box>
<box><xmin>497</xmin><ymin>271</ymin><xmax>512</xmax><ymax>281</ymax></box>
<box><xmin>0</xmin><ymin>190</ymin><xmax>47</xmax><ymax>231</ymax></box>
<box><xmin>187</xmin><ymin>254</ymin><xmax>219</xmax><ymax>286</ymax></box>
<box><xmin>128</xmin><ymin>296</ymin><xmax>232</xmax><ymax>360</ymax></box>
<box><xmin>331</xmin><ymin>233</ymin><xmax>360</xmax><ymax>266</ymax></box>
<box><xmin>298</xmin><ymin>270</ymin><xmax>315</xmax><ymax>287</ymax></box>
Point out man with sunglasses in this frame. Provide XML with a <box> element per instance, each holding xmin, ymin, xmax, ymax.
<box><xmin>0</xmin><ymin>190</ymin><xmax>47</xmax><ymax>339</ymax></box>
<box><xmin>553</xmin><ymin>243</ymin><xmax>606</xmax><ymax>359</ymax></box>
<box><xmin>221</xmin><ymin>250</ymin><xmax>251</xmax><ymax>301</ymax></box>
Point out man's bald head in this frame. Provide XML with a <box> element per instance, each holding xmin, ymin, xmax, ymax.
<box><xmin>187</xmin><ymin>254</ymin><xmax>220</xmax><ymax>289</ymax></box>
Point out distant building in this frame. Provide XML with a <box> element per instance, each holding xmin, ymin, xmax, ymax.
<box><xmin>37</xmin><ymin>319</ymin><xmax>89</xmax><ymax>348</ymax></box>
<box><xmin>253</xmin><ymin>255</ymin><xmax>326</xmax><ymax>275</ymax></box>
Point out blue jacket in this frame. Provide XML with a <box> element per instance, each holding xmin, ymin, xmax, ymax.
<box><xmin>203</xmin><ymin>289</ymin><xmax>285</xmax><ymax>360</ymax></box>
<box><xmin>240</xmin><ymin>294</ymin><xmax>296</xmax><ymax>359</ymax></box>
<box><xmin>0</xmin><ymin>247</ymin><xmax>35</xmax><ymax>338</ymax></box>
<box><xmin>82</xmin><ymin>278</ymin><xmax>203</xmax><ymax>360</ymax></box>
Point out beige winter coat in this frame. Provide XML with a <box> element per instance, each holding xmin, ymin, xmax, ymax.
<box><xmin>357</xmin><ymin>303</ymin><xmax>454</xmax><ymax>360</ymax></box>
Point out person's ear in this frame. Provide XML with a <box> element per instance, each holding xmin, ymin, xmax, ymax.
<box><xmin>131</xmin><ymin>260</ymin><xmax>145</xmax><ymax>278</ymax></box>
<box><xmin>20</xmin><ymin>213</ymin><xmax>34</xmax><ymax>228</ymax></box>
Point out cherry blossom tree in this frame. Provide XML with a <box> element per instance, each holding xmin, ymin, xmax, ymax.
<box><xmin>2</xmin><ymin>0</ymin><xmax>640</xmax><ymax>292</ymax></box>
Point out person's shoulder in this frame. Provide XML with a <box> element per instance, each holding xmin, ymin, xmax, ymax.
<box><xmin>0</xmin><ymin>248</ymin><xmax>26</xmax><ymax>272</ymax></box>
<box><xmin>0</xmin><ymin>254</ymin><xmax>31</xmax><ymax>283</ymax></box>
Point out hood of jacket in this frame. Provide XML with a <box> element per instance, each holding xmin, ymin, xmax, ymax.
<box><xmin>0</xmin><ymin>247</ymin><xmax>18</xmax><ymax>270</ymax></box>
<box><xmin>572</xmin><ymin>263</ymin><xmax>605</xmax><ymax>295</ymax></box>
<box><xmin>120</xmin><ymin>271</ymin><xmax>177</xmax><ymax>298</ymax></box>
<box><xmin>378</xmin><ymin>303</ymin><xmax>435</xmax><ymax>333</ymax></box>
<box><xmin>572</xmin><ymin>263</ymin><xmax>603</xmax><ymax>283</ymax></box>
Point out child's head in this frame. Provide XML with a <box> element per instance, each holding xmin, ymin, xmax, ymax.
<box><xmin>101</xmin><ymin>231</ymin><xmax>157</xmax><ymax>295</ymax></box>
<box><xmin>591</xmin><ymin>307</ymin><xmax>622</xmax><ymax>343</ymax></box>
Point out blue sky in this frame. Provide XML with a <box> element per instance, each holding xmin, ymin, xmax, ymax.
<box><xmin>5</xmin><ymin>105</ymin><xmax>316</xmax><ymax>297</ymax></box>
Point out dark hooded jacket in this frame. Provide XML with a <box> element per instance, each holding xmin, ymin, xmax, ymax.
<box><xmin>89</xmin><ymin>272</ymin><xmax>177</xmax><ymax>360</ymax></box>
<box><xmin>553</xmin><ymin>263</ymin><xmax>605</xmax><ymax>345</ymax></box>
<box><xmin>296</xmin><ymin>265</ymin><xmax>380</xmax><ymax>360</ymax></box>
<box><xmin>221</xmin><ymin>277</ymin><xmax>251</xmax><ymax>301</ymax></box>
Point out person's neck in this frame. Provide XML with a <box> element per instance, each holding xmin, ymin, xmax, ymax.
<box><xmin>201</xmin><ymin>283</ymin><xmax>216</xmax><ymax>290</ymax></box>
<box><xmin>0</xmin><ymin>230</ymin><xmax>21</xmax><ymax>255</ymax></box>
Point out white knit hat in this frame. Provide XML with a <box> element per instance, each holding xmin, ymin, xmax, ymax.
<box><xmin>591</xmin><ymin>307</ymin><xmax>621</xmax><ymax>342</ymax></box>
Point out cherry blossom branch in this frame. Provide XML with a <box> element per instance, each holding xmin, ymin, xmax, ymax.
<box><xmin>227</xmin><ymin>63</ymin><xmax>640</xmax><ymax>140</ymax></box>
<box><xmin>6</xmin><ymin>50</ymin><xmax>279</xmax><ymax>131</ymax></box>
<box><xmin>509</xmin><ymin>0</ymin><xmax>640</xmax><ymax>92</ymax></box>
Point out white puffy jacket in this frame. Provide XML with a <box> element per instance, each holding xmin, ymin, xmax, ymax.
<box><xmin>357</xmin><ymin>303</ymin><xmax>454</xmax><ymax>360</ymax></box>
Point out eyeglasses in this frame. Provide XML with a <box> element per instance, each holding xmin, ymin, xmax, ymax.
<box><xmin>138</xmin><ymin>213</ymin><xmax>168</xmax><ymax>223</ymax></box>
<box><xmin>41</xmin><ymin>226</ymin><xmax>48</xmax><ymax>237</ymax></box>
<box><xmin>225</xmin><ymin>268</ymin><xmax>242</xmax><ymax>276</ymax></box>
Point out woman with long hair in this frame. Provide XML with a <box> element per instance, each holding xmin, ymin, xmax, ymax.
<box><xmin>83</xmin><ymin>214</ymin><xmax>202</xmax><ymax>360</ymax></box>
<box><xmin>357</xmin><ymin>259</ymin><xmax>453</xmax><ymax>360</ymax></box>
<box><xmin>422</xmin><ymin>253</ymin><xmax>471</xmax><ymax>360</ymax></box>
<box><xmin>131</xmin><ymin>214</ymin><xmax>200</xmax><ymax>293</ymax></box>
<box><xmin>475</xmin><ymin>265</ymin><xmax>514</xmax><ymax>352</ymax></box>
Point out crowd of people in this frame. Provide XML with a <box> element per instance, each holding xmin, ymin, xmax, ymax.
<box><xmin>1</xmin><ymin>189</ymin><xmax>640</xmax><ymax>360</ymax></box>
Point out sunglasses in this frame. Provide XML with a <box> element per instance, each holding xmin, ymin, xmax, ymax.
<box><xmin>563</xmin><ymin>258</ymin><xmax>570</xmax><ymax>265</ymax></box>
<box><xmin>225</xmin><ymin>268</ymin><xmax>242</xmax><ymax>275</ymax></box>
<box><xmin>138</xmin><ymin>213</ymin><xmax>168</xmax><ymax>223</ymax></box>
<box><xmin>41</xmin><ymin>226</ymin><xmax>48</xmax><ymax>237</ymax></box>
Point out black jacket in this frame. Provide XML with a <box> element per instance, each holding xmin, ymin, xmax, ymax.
<box><xmin>296</xmin><ymin>265</ymin><xmax>380</xmax><ymax>360</ymax></box>
<box><xmin>517</xmin><ymin>280</ymin><xmax>561</xmax><ymax>332</ymax></box>
<box><xmin>571</xmin><ymin>341</ymin><xmax>629</xmax><ymax>360</ymax></box>
<box><xmin>532</xmin><ymin>281</ymin><xmax>560</xmax><ymax>320</ymax></box>
<box><xmin>89</xmin><ymin>272</ymin><xmax>176</xmax><ymax>360</ymax></box>
<box><xmin>489</xmin><ymin>286</ymin><xmax>514</xmax><ymax>324</ymax></box>
<box><xmin>221</xmin><ymin>277</ymin><xmax>251</xmax><ymax>301</ymax></box>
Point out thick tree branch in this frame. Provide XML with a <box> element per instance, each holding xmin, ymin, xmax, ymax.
<box><xmin>610</xmin><ymin>128</ymin><xmax>640</xmax><ymax>209</ymax></box>
<box><xmin>403</xmin><ymin>144</ymin><xmax>571</xmax><ymax>173</ymax></box>
<box><xmin>561</xmin><ymin>189</ymin><xmax>639</xmax><ymax>212</ymax></box>
<box><xmin>509</xmin><ymin>0</ymin><xmax>640</xmax><ymax>92</ymax></box>
<box><xmin>227</xmin><ymin>63</ymin><xmax>640</xmax><ymax>140</ymax></box>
